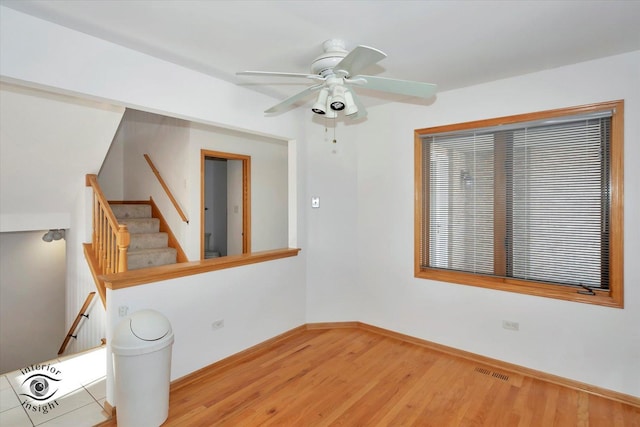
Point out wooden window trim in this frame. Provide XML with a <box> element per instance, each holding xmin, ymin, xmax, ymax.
<box><xmin>414</xmin><ymin>100</ymin><xmax>624</xmax><ymax>308</ymax></box>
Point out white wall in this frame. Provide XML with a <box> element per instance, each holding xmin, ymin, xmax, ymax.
<box><xmin>65</xmin><ymin>186</ymin><xmax>107</xmax><ymax>356</ymax></box>
<box><xmin>304</xmin><ymin>121</ymin><xmax>362</xmax><ymax>322</ymax></box>
<box><xmin>0</xmin><ymin>83</ymin><xmax>124</xmax><ymax>232</ymax></box>
<box><xmin>101</xmin><ymin>109</ymin><xmax>290</xmax><ymax>260</ymax></box>
<box><xmin>107</xmin><ymin>254</ymin><xmax>306</xmax><ymax>381</ymax></box>
<box><xmin>189</xmin><ymin>124</ymin><xmax>289</xmax><ymax>257</ymax></box>
<box><xmin>0</xmin><ymin>231</ymin><xmax>66</xmax><ymax>373</ymax></box>
<box><xmin>98</xmin><ymin>119</ymin><xmax>126</xmax><ymax>200</ymax></box>
<box><xmin>337</xmin><ymin>52</ymin><xmax>637</xmax><ymax>396</ymax></box>
<box><xmin>0</xmin><ymin>77</ymin><xmax>121</xmax><ymax>361</ymax></box>
<box><xmin>118</xmin><ymin>109</ymin><xmax>191</xmax><ymax>245</ymax></box>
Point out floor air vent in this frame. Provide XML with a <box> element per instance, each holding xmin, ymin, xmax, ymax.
<box><xmin>492</xmin><ymin>372</ymin><xmax>509</xmax><ymax>381</ymax></box>
<box><xmin>474</xmin><ymin>367</ymin><xmax>491</xmax><ymax>376</ymax></box>
<box><xmin>474</xmin><ymin>367</ymin><xmax>509</xmax><ymax>381</ymax></box>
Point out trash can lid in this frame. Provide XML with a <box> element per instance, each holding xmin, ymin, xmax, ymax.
<box><xmin>112</xmin><ymin>309</ymin><xmax>174</xmax><ymax>356</ymax></box>
<box><xmin>130</xmin><ymin>309</ymin><xmax>171</xmax><ymax>341</ymax></box>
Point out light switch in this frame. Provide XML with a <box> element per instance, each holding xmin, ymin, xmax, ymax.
<box><xmin>311</xmin><ymin>197</ymin><xmax>320</xmax><ymax>208</ymax></box>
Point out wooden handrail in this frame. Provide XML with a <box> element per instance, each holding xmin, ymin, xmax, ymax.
<box><xmin>84</xmin><ymin>174</ymin><xmax>130</xmax><ymax>307</ymax></box>
<box><xmin>144</xmin><ymin>154</ymin><xmax>189</xmax><ymax>223</ymax></box>
<box><xmin>86</xmin><ymin>174</ymin><xmax>130</xmax><ymax>275</ymax></box>
<box><xmin>102</xmin><ymin>248</ymin><xmax>301</xmax><ymax>290</ymax></box>
<box><xmin>87</xmin><ymin>175</ymin><xmax>131</xmax><ymax>274</ymax></box>
<box><xmin>58</xmin><ymin>292</ymin><xmax>96</xmax><ymax>355</ymax></box>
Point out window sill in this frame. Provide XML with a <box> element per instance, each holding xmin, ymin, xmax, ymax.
<box><xmin>415</xmin><ymin>268</ymin><xmax>623</xmax><ymax>309</ymax></box>
<box><xmin>103</xmin><ymin>248</ymin><xmax>301</xmax><ymax>290</ymax></box>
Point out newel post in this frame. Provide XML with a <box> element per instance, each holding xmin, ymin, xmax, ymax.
<box><xmin>116</xmin><ymin>224</ymin><xmax>130</xmax><ymax>273</ymax></box>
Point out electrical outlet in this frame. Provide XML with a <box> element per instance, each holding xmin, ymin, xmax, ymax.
<box><xmin>118</xmin><ymin>306</ymin><xmax>129</xmax><ymax>317</ymax></box>
<box><xmin>311</xmin><ymin>197</ymin><xmax>320</xmax><ymax>208</ymax></box>
<box><xmin>502</xmin><ymin>320</ymin><xmax>519</xmax><ymax>331</ymax></box>
<box><xmin>211</xmin><ymin>319</ymin><xmax>224</xmax><ymax>331</ymax></box>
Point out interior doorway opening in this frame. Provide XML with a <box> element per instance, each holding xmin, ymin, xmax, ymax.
<box><xmin>201</xmin><ymin>150</ymin><xmax>250</xmax><ymax>260</ymax></box>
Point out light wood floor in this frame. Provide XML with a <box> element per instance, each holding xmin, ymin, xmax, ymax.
<box><xmin>100</xmin><ymin>327</ymin><xmax>640</xmax><ymax>426</ymax></box>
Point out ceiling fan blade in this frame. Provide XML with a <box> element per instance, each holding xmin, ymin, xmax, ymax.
<box><xmin>237</xmin><ymin>71</ymin><xmax>323</xmax><ymax>81</ymax></box>
<box><xmin>264</xmin><ymin>84</ymin><xmax>324</xmax><ymax>114</ymax></box>
<box><xmin>351</xmin><ymin>75</ymin><xmax>437</xmax><ymax>98</ymax></box>
<box><xmin>334</xmin><ymin>45</ymin><xmax>386</xmax><ymax>77</ymax></box>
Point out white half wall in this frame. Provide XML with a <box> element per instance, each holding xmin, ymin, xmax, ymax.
<box><xmin>106</xmin><ymin>253</ymin><xmax>306</xmax><ymax>405</ymax></box>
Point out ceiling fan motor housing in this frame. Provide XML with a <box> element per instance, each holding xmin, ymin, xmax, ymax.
<box><xmin>311</xmin><ymin>39</ymin><xmax>348</xmax><ymax>76</ymax></box>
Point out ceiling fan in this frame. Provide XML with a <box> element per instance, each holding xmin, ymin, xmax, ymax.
<box><xmin>237</xmin><ymin>39</ymin><xmax>437</xmax><ymax>120</ymax></box>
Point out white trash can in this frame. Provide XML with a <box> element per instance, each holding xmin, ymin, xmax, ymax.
<box><xmin>112</xmin><ymin>309</ymin><xmax>174</xmax><ymax>427</ymax></box>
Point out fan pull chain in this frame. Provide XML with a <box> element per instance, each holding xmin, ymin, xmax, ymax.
<box><xmin>324</xmin><ymin>116</ymin><xmax>337</xmax><ymax>144</ymax></box>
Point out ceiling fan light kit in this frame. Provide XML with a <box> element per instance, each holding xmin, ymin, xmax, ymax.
<box><xmin>311</xmin><ymin>88</ymin><xmax>329</xmax><ymax>114</ymax></box>
<box><xmin>329</xmin><ymin>85</ymin><xmax>346</xmax><ymax>111</ymax></box>
<box><xmin>344</xmin><ymin>91</ymin><xmax>358</xmax><ymax>116</ymax></box>
<box><xmin>237</xmin><ymin>39</ymin><xmax>437</xmax><ymax>121</ymax></box>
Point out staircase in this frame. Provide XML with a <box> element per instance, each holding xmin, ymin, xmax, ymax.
<box><xmin>110</xmin><ymin>203</ymin><xmax>177</xmax><ymax>270</ymax></box>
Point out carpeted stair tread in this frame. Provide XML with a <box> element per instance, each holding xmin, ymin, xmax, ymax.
<box><xmin>118</xmin><ymin>217</ymin><xmax>160</xmax><ymax>234</ymax></box>
<box><xmin>108</xmin><ymin>202</ymin><xmax>178</xmax><ymax>271</ymax></box>
<box><xmin>127</xmin><ymin>247</ymin><xmax>177</xmax><ymax>270</ymax></box>
<box><xmin>129</xmin><ymin>232</ymin><xmax>169</xmax><ymax>250</ymax></box>
<box><xmin>110</xmin><ymin>204</ymin><xmax>152</xmax><ymax>219</ymax></box>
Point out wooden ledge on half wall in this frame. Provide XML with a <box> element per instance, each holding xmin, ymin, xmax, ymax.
<box><xmin>101</xmin><ymin>247</ymin><xmax>301</xmax><ymax>290</ymax></box>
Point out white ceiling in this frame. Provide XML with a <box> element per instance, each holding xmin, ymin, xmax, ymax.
<box><xmin>3</xmin><ymin>0</ymin><xmax>640</xmax><ymax>111</ymax></box>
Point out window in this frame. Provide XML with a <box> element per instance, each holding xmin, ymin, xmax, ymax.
<box><xmin>414</xmin><ymin>101</ymin><xmax>624</xmax><ymax>307</ymax></box>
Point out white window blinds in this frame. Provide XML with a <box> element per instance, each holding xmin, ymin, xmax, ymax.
<box><xmin>422</xmin><ymin>111</ymin><xmax>612</xmax><ymax>289</ymax></box>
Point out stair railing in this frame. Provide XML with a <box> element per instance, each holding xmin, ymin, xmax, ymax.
<box><xmin>58</xmin><ymin>292</ymin><xmax>96</xmax><ymax>355</ymax></box>
<box><xmin>144</xmin><ymin>154</ymin><xmax>189</xmax><ymax>223</ymax></box>
<box><xmin>86</xmin><ymin>174</ymin><xmax>130</xmax><ymax>274</ymax></box>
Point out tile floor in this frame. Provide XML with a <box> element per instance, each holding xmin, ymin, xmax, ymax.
<box><xmin>0</xmin><ymin>347</ymin><xmax>109</xmax><ymax>426</ymax></box>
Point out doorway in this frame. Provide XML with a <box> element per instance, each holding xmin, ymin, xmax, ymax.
<box><xmin>201</xmin><ymin>150</ymin><xmax>251</xmax><ymax>260</ymax></box>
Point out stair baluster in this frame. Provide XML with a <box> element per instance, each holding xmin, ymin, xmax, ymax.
<box><xmin>84</xmin><ymin>174</ymin><xmax>131</xmax><ymax>306</ymax></box>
